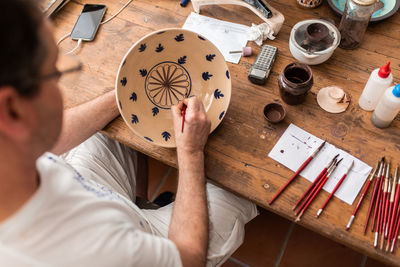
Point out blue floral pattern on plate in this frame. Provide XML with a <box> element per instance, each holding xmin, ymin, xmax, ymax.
<box><xmin>155</xmin><ymin>44</ymin><xmax>164</xmax><ymax>52</ymax></box>
<box><xmin>178</xmin><ymin>56</ymin><xmax>187</xmax><ymax>64</ymax></box>
<box><xmin>206</xmin><ymin>54</ymin><xmax>215</xmax><ymax>61</ymax></box>
<box><xmin>144</xmin><ymin>137</ymin><xmax>153</xmax><ymax>142</ymax></box>
<box><xmin>140</xmin><ymin>69</ymin><xmax>147</xmax><ymax>77</ymax></box>
<box><xmin>214</xmin><ymin>89</ymin><xmax>224</xmax><ymax>99</ymax></box>
<box><xmin>139</xmin><ymin>43</ymin><xmax>146</xmax><ymax>52</ymax></box>
<box><xmin>175</xmin><ymin>34</ymin><xmax>184</xmax><ymax>42</ymax></box>
<box><xmin>120</xmin><ymin>77</ymin><xmax>127</xmax><ymax>86</ymax></box>
<box><xmin>162</xmin><ymin>131</ymin><xmax>171</xmax><ymax>141</ymax></box>
<box><xmin>202</xmin><ymin>72</ymin><xmax>213</xmax><ymax>81</ymax></box>
<box><xmin>219</xmin><ymin>111</ymin><xmax>225</xmax><ymax>120</ymax></box>
<box><xmin>130</xmin><ymin>92</ymin><xmax>137</xmax><ymax>101</ymax></box>
<box><xmin>131</xmin><ymin>114</ymin><xmax>139</xmax><ymax>124</ymax></box>
<box><xmin>152</xmin><ymin>107</ymin><xmax>159</xmax><ymax>116</ymax></box>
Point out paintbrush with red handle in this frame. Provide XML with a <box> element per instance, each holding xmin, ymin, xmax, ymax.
<box><xmin>375</xmin><ymin>163</ymin><xmax>389</xmax><ymax>248</ymax></box>
<box><xmin>269</xmin><ymin>140</ymin><xmax>326</xmax><ymax>205</ymax></box>
<box><xmin>372</xmin><ymin>161</ymin><xmax>386</xmax><ymax>233</ymax></box>
<box><xmin>363</xmin><ymin>160</ymin><xmax>384</xmax><ymax>234</ymax></box>
<box><xmin>380</xmin><ymin>177</ymin><xmax>390</xmax><ymax>249</ymax></box>
<box><xmin>293</xmin><ymin>154</ymin><xmax>338</xmax><ymax>211</ymax></box>
<box><xmin>386</xmin><ymin>170</ymin><xmax>397</xmax><ymax>239</ymax></box>
<box><xmin>295</xmin><ymin>158</ymin><xmax>342</xmax><ymax>222</ymax></box>
<box><xmin>181</xmin><ymin>103</ymin><xmax>187</xmax><ymax>132</ymax></box>
<box><xmin>390</xmin><ymin>212</ymin><xmax>400</xmax><ymax>253</ymax></box>
<box><xmin>386</xmin><ymin>166</ymin><xmax>399</xmax><ymax>251</ymax></box>
<box><xmin>346</xmin><ymin>163</ymin><xmax>379</xmax><ymax>230</ymax></box>
<box><xmin>294</xmin><ymin>161</ymin><xmax>334</xmax><ymax>215</ymax></box>
<box><xmin>317</xmin><ymin>161</ymin><xmax>354</xmax><ymax>218</ymax></box>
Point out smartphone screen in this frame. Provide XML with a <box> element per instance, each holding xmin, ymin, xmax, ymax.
<box><xmin>70</xmin><ymin>4</ymin><xmax>106</xmax><ymax>41</ymax></box>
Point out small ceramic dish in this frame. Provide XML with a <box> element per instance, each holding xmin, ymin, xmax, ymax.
<box><xmin>263</xmin><ymin>103</ymin><xmax>286</xmax><ymax>123</ymax></box>
<box><xmin>116</xmin><ymin>29</ymin><xmax>231</xmax><ymax>148</ymax></box>
<box><xmin>297</xmin><ymin>0</ymin><xmax>323</xmax><ymax>8</ymax></box>
<box><xmin>327</xmin><ymin>0</ymin><xmax>400</xmax><ymax>22</ymax></box>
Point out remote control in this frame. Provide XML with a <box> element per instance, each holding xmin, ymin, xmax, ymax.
<box><xmin>248</xmin><ymin>44</ymin><xmax>278</xmax><ymax>85</ymax></box>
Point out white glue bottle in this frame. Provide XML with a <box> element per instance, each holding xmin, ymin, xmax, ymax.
<box><xmin>359</xmin><ymin>61</ymin><xmax>393</xmax><ymax>111</ymax></box>
<box><xmin>371</xmin><ymin>84</ymin><xmax>400</xmax><ymax>128</ymax></box>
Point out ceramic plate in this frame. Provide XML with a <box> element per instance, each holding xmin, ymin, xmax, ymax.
<box><xmin>116</xmin><ymin>29</ymin><xmax>231</xmax><ymax>148</ymax></box>
<box><xmin>327</xmin><ymin>0</ymin><xmax>400</xmax><ymax>22</ymax></box>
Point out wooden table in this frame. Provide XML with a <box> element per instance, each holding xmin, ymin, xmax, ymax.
<box><xmin>54</xmin><ymin>0</ymin><xmax>400</xmax><ymax>265</ymax></box>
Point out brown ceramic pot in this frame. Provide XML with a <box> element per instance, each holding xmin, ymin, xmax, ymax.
<box><xmin>278</xmin><ymin>62</ymin><xmax>313</xmax><ymax>105</ymax></box>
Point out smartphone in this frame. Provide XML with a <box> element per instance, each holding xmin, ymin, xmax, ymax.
<box><xmin>70</xmin><ymin>4</ymin><xmax>106</xmax><ymax>41</ymax></box>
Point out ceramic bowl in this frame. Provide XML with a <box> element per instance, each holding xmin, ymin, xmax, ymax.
<box><xmin>289</xmin><ymin>19</ymin><xmax>340</xmax><ymax>65</ymax></box>
<box><xmin>116</xmin><ymin>29</ymin><xmax>231</xmax><ymax>148</ymax></box>
<box><xmin>263</xmin><ymin>103</ymin><xmax>286</xmax><ymax>123</ymax></box>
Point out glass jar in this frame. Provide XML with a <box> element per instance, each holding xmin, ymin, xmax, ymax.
<box><xmin>338</xmin><ymin>0</ymin><xmax>376</xmax><ymax>49</ymax></box>
<box><xmin>278</xmin><ymin>62</ymin><xmax>313</xmax><ymax>105</ymax></box>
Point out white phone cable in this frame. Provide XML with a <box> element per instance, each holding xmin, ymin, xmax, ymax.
<box><xmin>57</xmin><ymin>0</ymin><xmax>133</xmax><ymax>54</ymax></box>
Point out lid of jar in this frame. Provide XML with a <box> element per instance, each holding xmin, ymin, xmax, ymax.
<box><xmin>352</xmin><ymin>0</ymin><xmax>377</xmax><ymax>6</ymax></box>
<box><xmin>290</xmin><ymin>19</ymin><xmax>341</xmax><ymax>55</ymax></box>
<box><xmin>317</xmin><ymin>86</ymin><xmax>351</xmax><ymax>113</ymax></box>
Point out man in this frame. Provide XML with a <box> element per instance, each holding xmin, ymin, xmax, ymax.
<box><xmin>0</xmin><ymin>1</ymin><xmax>257</xmax><ymax>266</ymax></box>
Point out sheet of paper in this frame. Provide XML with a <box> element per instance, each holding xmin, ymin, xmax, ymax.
<box><xmin>268</xmin><ymin>124</ymin><xmax>372</xmax><ymax>205</ymax></box>
<box><xmin>182</xmin><ymin>12</ymin><xmax>250</xmax><ymax>64</ymax></box>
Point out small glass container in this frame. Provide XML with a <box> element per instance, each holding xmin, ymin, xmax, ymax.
<box><xmin>338</xmin><ymin>0</ymin><xmax>377</xmax><ymax>49</ymax></box>
<box><xmin>278</xmin><ymin>62</ymin><xmax>313</xmax><ymax>105</ymax></box>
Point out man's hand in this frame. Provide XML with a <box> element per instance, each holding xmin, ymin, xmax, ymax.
<box><xmin>171</xmin><ymin>97</ymin><xmax>211</xmax><ymax>154</ymax></box>
<box><xmin>169</xmin><ymin>96</ymin><xmax>210</xmax><ymax>267</ymax></box>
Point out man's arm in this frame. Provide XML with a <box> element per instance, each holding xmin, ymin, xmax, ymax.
<box><xmin>169</xmin><ymin>97</ymin><xmax>211</xmax><ymax>267</ymax></box>
<box><xmin>51</xmin><ymin>90</ymin><xmax>119</xmax><ymax>155</ymax></box>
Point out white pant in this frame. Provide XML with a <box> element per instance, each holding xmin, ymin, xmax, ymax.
<box><xmin>63</xmin><ymin>133</ymin><xmax>258</xmax><ymax>267</ymax></box>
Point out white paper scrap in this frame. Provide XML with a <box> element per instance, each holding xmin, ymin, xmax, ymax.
<box><xmin>182</xmin><ymin>12</ymin><xmax>250</xmax><ymax>64</ymax></box>
<box><xmin>268</xmin><ymin>124</ymin><xmax>372</xmax><ymax>205</ymax></box>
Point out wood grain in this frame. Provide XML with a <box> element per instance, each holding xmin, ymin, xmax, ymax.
<box><xmin>53</xmin><ymin>0</ymin><xmax>400</xmax><ymax>265</ymax></box>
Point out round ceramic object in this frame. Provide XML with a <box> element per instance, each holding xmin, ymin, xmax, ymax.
<box><xmin>289</xmin><ymin>19</ymin><xmax>340</xmax><ymax>65</ymax></box>
<box><xmin>327</xmin><ymin>0</ymin><xmax>400</xmax><ymax>22</ymax></box>
<box><xmin>116</xmin><ymin>29</ymin><xmax>231</xmax><ymax>147</ymax></box>
<box><xmin>263</xmin><ymin>103</ymin><xmax>286</xmax><ymax>123</ymax></box>
<box><xmin>297</xmin><ymin>0</ymin><xmax>323</xmax><ymax>8</ymax></box>
<box><xmin>317</xmin><ymin>86</ymin><xmax>351</xmax><ymax>113</ymax></box>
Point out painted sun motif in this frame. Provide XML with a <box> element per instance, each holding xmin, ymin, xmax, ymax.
<box><xmin>145</xmin><ymin>62</ymin><xmax>191</xmax><ymax>109</ymax></box>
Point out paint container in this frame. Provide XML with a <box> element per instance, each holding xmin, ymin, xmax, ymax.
<box><xmin>263</xmin><ymin>103</ymin><xmax>286</xmax><ymax>123</ymax></box>
<box><xmin>278</xmin><ymin>62</ymin><xmax>313</xmax><ymax>105</ymax></box>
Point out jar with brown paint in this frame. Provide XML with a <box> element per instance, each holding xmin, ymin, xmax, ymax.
<box><xmin>278</xmin><ymin>63</ymin><xmax>313</xmax><ymax>105</ymax></box>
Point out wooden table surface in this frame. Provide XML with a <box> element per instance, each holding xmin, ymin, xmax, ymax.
<box><xmin>54</xmin><ymin>0</ymin><xmax>400</xmax><ymax>265</ymax></box>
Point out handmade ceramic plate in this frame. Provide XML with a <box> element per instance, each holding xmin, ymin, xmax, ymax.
<box><xmin>327</xmin><ymin>0</ymin><xmax>400</xmax><ymax>22</ymax></box>
<box><xmin>116</xmin><ymin>29</ymin><xmax>231</xmax><ymax>148</ymax></box>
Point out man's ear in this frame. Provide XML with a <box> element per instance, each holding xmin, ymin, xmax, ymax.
<box><xmin>0</xmin><ymin>87</ymin><xmax>32</xmax><ymax>141</ymax></box>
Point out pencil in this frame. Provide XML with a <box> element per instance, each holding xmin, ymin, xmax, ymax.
<box><xmin>269</xmin><ymin>140</ymin><xmax>326</xmax><ymax>205</ymax></box>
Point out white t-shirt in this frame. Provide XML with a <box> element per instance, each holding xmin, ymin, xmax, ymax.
<box><xmin>0</xmin><ymin>153</ymin><xmax>182</xmax><ymax>267</ymax></box>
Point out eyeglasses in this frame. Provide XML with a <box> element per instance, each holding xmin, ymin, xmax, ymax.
<box><xmin>38</xmin><ymin>53</ymin><xmax>82</xmax><ymax>83</ymax></box>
